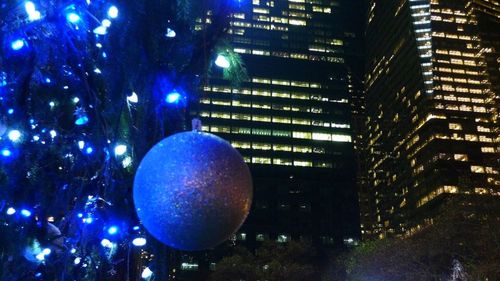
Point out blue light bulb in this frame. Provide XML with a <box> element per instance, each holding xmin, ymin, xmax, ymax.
<box><xmin>75</xmin><ymin>115</ymin><xmax>89</xmax><ymax>126</ymax></box>
<box><xmin>85</xmin><ymin>146</ymin><xmax>93</xmax><ymax>154</ymax></box>
<box><xmin>107</xmin><ymin>226</ymin><xmax>119</xmax><ymax>235</ymax></box>
<box><xmin>165</xmin><ymin>90</ymin><xmax>181</xmax><ymax>104</ymax></box>
<box><xmin>66</xmin><ymin>12</ymin><xmax>80</xmax><ymax>23</ymax></box>
<box><xmin>11</xmin><ymin>39</ymin><xmax>25</xmax><ymax>51</ymax></box>
<box><xmin>20</xmin><ymin>209</ymin><xmax>32</xmax><ymax>217</ymax></box>
<box><xmin>1</xmin><ymin>149</ymin><xmax>12</xmax><ymax>157</ymax></box>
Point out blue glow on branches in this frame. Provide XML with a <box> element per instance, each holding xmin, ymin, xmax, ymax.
<box><xmin>165</xmin><ymin>90</ymin><xmax>181</xmax><ymax>104</ymax></box>
<box><xmin>85</xmin><ymin>146</ymin><xmax>94</xmax><ymax>154</ymax></box>
<box><xmin>11</xmin><ymin>39</ymin><xmax>26</xmax><ymax>51</ymax></box>
<box><xmin>107</xmin><ymin>6</ymin><xmax>119</xmax><ymax>19</ymax></box>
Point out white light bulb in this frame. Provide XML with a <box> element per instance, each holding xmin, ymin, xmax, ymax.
<box><xmin>114</xmin><ymin>144</ymin><xmax>127</xmax><ymax>156</ymax></box>
<box><xmin>127</xmin><ymin>92</ymin><xmax>139</xmax><ymax>103</ymax></box>
<box><xmin>107</xmin><ymin>6</ymin><xmax>119</xmax><ymax>18</ymax></box>
<box><xmin>141</xmin><ymin>267</ymin><xmax>153</xmax><ymax>279</ymax></box>
<box><xmin>8</xmin><ymin>130</ymin><xmax>22</xmax><ymax>142</ymax></box>
<box><xmin>215</xmin><ymin>54</ymin><xmax>230</xmax><ymax>68</ymax></box>
<box><xmin>132</xmin><ymin>237</ymin><xmax>147</xmax><ymax>246</ymax></box>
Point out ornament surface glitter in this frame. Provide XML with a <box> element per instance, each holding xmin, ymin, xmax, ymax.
<box><xmin>133</xmin><ymin>131</ymin><xmax>253</xmax><ymax>251</ymax></box>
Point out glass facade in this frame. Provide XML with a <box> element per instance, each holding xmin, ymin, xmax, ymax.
<box><xmin>195</xmin><ymin>0</ymin><xmax>363</xmax><ymax>246</ymax></box>
<box><xmin>364</xmin><ymin>0</ymin><xmax>500</xmax><ymax>238</ymax></box>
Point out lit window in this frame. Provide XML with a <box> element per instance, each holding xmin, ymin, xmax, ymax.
<box><xmin>211</xmin><ymin>112</ymin><xmax>231</xmax><ymax>119</ymax></box>
<box><xmin>292</xmin><ymin>118</ymin><xmax>310</xmax><ymax>125</ymax></box>
<box><xmin>454</xmin><ymin>154</ymin><xmax>468</xmax><ymax>161</ymax></box>
<box><xmin>210</xmin><ymin>126</ymin><xmax>230</xmax><ymax>133</ymax></box>
<box><xmin>293</xmin><ymin>146</ymin><xmax>312</xmax><ymax>153</ymax></box>
<box><xmin>232</xmin><ymin>100</ymin><xmax>251</xmax><ymax>107</ymax></box>
<box><xmin>481</xmin><ymin>147</ymin><xmax>495</xmax><ymax>153</ymax></box>
<box><xmin>232</xmin><ymin>141</ymin><xmax>251</xmax><ymax>149</ymax></box>
<box><xmin>465</xmin><ymin>134</ymin><xmax>478</xmax><ymax>141</ymax></box>
<box><xmin>471</xmin><ymin>165</ymin><xmax>485</xmax><ymax>173</ymax></box>
<box><xmin>252</xmin><ymin>157</ymin><xmax>271</xmax><ymax>164</ymax></box>
<box><xmin>332</xmin><ymin>134</ymin><xmax>352</xmax><ymax>142</ymax></box>
<box><xmin>449</xmin><ymin>123</ymin><xmax>462</xmax><ymax>130</ymax></box>
<box><xmin>294</xmin><ymin>160</ymin><xmax>312</xmax><ymax>167</ymax></box>
<box><xmin>273</xmin><ymin>158</ymin><xmax>292</xmax><ymax>166</ymax></box>
<box><xmin>273</xmin><ymin>144</ymin><xmax>292</xmax><ymax>151</ymax></box>
<box><xmin>292</xmin><ymin>131</ymin><xmax>312</xmax><ymax>139</ymax></box>
<box><xmin>252</xmin><ymin>129</ymin><xmax>272</xmax><ymax>136</ymax></box>
<box><xmin>232</xmin><ymin>113</ymin><xmax>251</xmax><ymax>121</ymax></box>
<box><xmin>232</xmin><ymin>127</ymin><xmax>251</xmax><ymax>134</ymax></box>
<box><xmin>272</xmin><ymin>130</ymin><xmax>291</xmax><ymax>137</ymax></box>
<box><xmin>252</xmin><ymin>115</ymin><xmax>272</xmax><ymax>122</ymax></box>
<box><xmin>312</xmin><ymin>132</ymin><xmax>331</xmax><ymax>141</ymax></box>
<box><xmin>252</xmin><ymin>143</ymin><xmax>272</xmax><ymax>150</ymax></box>
<box><xmin>273</xmin><ymin>117</ymin><xmax>291</xmax><ymax>124</ymax></box>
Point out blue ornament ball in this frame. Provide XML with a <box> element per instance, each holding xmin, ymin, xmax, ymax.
<box><xmin>133</xmin><ymin>131</ymin><xmax>253</xmax><ymax>251</ymax></box>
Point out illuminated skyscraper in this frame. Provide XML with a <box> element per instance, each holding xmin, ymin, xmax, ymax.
<box><xmin>196</xmin><ymin>0</ymin><xmax>364</xmax><ymax>247</ymax></box>
<box><xmin>364</xmin><ymin>0</ymin><xmax>499</xmax><ymax>238</ymax></box>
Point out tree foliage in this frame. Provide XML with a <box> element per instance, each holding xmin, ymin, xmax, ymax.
<box><xmin>209</xmin><ymin>241</ymin><xmax>321</xmax><ymax>281</ymax></box>
<box><xmin>329</xmin><ymin>196</ymin><xmax>500</xmax><ymax>281</ymax></box>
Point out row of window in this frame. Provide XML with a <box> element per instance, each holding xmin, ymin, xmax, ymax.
<box><xmin>203</xmin><ymin>124</ymin><xmax>352</xmax><ymax>142</ymax></box>
<box><xmin>232</xmin><ymin>47</ymin><xmax>345</xmax><ymax>63</ymax></box>
<box><xmin>433</xmin><ymin>94</ymin><xmax>486</xmax><ymax>103</ymax></box>
<box><xmin>231</xmin><ymin>141</ymin><xmax>327</xmax><ymax>153</ymax></box>
<box><xmin>245</xmin><ymin>157</ymin><xmax>332</xmax><ymax>168</ymax></box>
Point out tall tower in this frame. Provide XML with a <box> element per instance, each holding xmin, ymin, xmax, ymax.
<box><xmin>364</xmin><ymin>0</ymin><xmax>499</xmax><ymax>238</ymax></box>
<box><xmin>196</xmin><ymin>0</ymin><xmax>364</xmax><ymax>247</ymax></box>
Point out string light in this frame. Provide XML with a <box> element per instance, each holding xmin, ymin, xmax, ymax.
<box><xmin>66</xmin><ymin>12</ymin><xmax>81</xmax><ymax>23</ymax></box>
<box><xmin>10</xmin><ymin>39</ymin><xmax>25</xmax><ymax>51</ymax></box>
<box><xmin>8</xmin><ymin>130</ymin><xmax>22</xmax><ymax>142</ymax></box>
<box><xmin>215</xmin><ymin>54</ymin><xmax>230</xmax><ymax>68</ymax></box>
<box><xmin>107</xmin><ymin>225</ymin><xmax>119</xmax><ymax>235</ymax></box>
<box><xmin>165</xmin><ymin>90</ymin><xmax>181</xmax><ymax>104</ymax></box>
<box><xmin>6</xmin><ymin>207</ymin><xmax>16</xmax><ymax>215</ymax></box>
<box><xmin>114</xmin><ymin>144</ymin><xmax>127</xmax><ymax>156</ymax></box>
<box><xmin>141</xmin><ymin>267</ymin><xmax>153</xmax><ymax>279</ymax></box>
<box><xmin>1</xmin><ymin>149</ymin><xmax>12</xmax><ymax>157</ymax></box>
<box><xmin>132</xmin><ymin>237</ymin><xmax>147</xmax><ymax>246</ymax></box>
<box><xmin>20</xmin><ymin>209</ymin><xmax>32</xmax><ymax>217</ymax></box>
<box><xmin>107</xmin><ymin>6</ymin><xmax>119</xmax><ymax>18</ymax></box>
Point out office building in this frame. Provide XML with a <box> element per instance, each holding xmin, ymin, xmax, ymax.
<box><xmin>196</xmin><ymin>0</ymin><xmax>364</xmax><ymax>247</ymax></box>
<box><xmin>364</xmin><ymin>0</ymin><xmax>499</xmax><ymax>238</ymax></box>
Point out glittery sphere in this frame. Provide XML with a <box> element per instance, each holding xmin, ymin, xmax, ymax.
<box><xmin>133</xmin><ymin>131</ymin><xmax>253</xmax><ymax>251</ymax></box>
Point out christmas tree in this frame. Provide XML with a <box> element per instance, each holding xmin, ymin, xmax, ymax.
<box><xmin>0</xmin><ymin>0</ymin><xmax>243</xmax><ymax>279</ymax></box>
